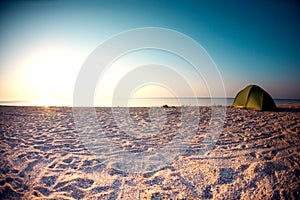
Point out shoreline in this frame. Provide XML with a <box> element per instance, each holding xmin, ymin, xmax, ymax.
<box><xmin>0</xmin><ymin>98</ymin><xmax>299</xmax><ymax>108</ymax></box>
<box><xmin>0</xmin><ymin>102</ymin><xmax>299</xmax><ymax>108</ymax></box>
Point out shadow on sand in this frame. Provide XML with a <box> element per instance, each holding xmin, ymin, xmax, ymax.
<box><xmin>277</xmin><ymin>107</ymin><xmax>300</xmax><ymax>113</ymax></box>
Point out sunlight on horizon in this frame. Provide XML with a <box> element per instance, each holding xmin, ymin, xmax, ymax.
<box><xmin>34</xmin><ymin>98</ymin><xmax>65</xmax><ymax>107</ymax></box>
<box><xmin>128</xmin><ymin>85</ymin><xmax>180</xmax><ymax>107</ymax></box>
<box><xmin>0</xmin><ymin>44</ymin><xmax>86</xmax><ymax>106</ymax></box>
<box><xmin>94</xmin><ymin>49</ymin><xmax>209</xmax><ymax>107</ymax></box>
<box><xmin>0</xmin><ymin>46</ymin><xmax>209</xmax><ymax>107</ymax></box>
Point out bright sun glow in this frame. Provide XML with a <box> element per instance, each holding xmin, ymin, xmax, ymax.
<box><xmin>131</xmin><ymin>84</ymin><xmax>177</xmax><ymax>98</ymax></box>
<box><xmin>35</xmin><ymin>98</ymin><xmax>59</xmax><ymax>107</ymax></box>
<box><xmin>21</xmin><ymin>45</ymin><xmax>85</xmax><ymax>106</ymax></box>
<box><xmin>26</xmin><ymin>48</ymin><xmax>77</xmax><ymax>92</ymax></box>
<box><xmin>128</xmin><ymin>84</ymin><xmax>179</xmax><ymax>107</ymax></box>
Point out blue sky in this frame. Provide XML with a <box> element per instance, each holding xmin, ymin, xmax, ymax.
<box><xmin>0</xmin><ymin>0</ymin><xmax>299</xmax><ymax>105</ymax></box>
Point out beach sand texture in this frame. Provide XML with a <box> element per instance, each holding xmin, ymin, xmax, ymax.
<box><xmin>0</xmin><ymin>105</ymin><xmax>299</xmax><ymax>199</ymax></box>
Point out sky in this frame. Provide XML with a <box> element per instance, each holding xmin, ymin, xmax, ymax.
<box><xmin>0</xmin><ymin>0</ymin><xmax>299</xmax><ymax>106</ymax></box>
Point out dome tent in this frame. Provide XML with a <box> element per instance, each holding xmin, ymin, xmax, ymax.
<box><xmin>232</xmin><ymin>85</ymin><xmax>277</xmax><ymax>111</ymax></box>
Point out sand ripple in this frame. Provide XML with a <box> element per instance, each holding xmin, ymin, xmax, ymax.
<box><xmin>0</xmin><ymin>106</ymin><xmax>299</xmax><ymax>199</ymax></box>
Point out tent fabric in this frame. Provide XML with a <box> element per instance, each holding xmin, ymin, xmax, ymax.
<box><xmin>232</xmin><ymin>85</ymin><xmax>277</xmax><ymax>111</ymax></box>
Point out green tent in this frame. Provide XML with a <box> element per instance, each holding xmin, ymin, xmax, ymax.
<box><xmin>232</xmin><ymin>85</ymin><xmax>277</xmax><ymax>111</ymax></box>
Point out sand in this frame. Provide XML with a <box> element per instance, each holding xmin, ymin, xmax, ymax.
<box><xmin>0</xmin><ymin>104</ymin><xmax>299</xmax><ymax>199</ymax></box>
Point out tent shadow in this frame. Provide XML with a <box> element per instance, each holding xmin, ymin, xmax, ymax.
<box><xmin>277</xmin><ymin>107</ymin><xmax>300</xmax><ymax>113</ymax></box>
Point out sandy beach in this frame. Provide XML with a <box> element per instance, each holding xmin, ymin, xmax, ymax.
<box><xmin>0</xmin><ymin>104</ymin><xmax>299</xmax><ymax>199</ymax></box>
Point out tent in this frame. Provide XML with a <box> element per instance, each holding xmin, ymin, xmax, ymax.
<box><xmin>232</xmin><ymin>85</ymin><xmax>277</xmax><ymax>111</ymax></box>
